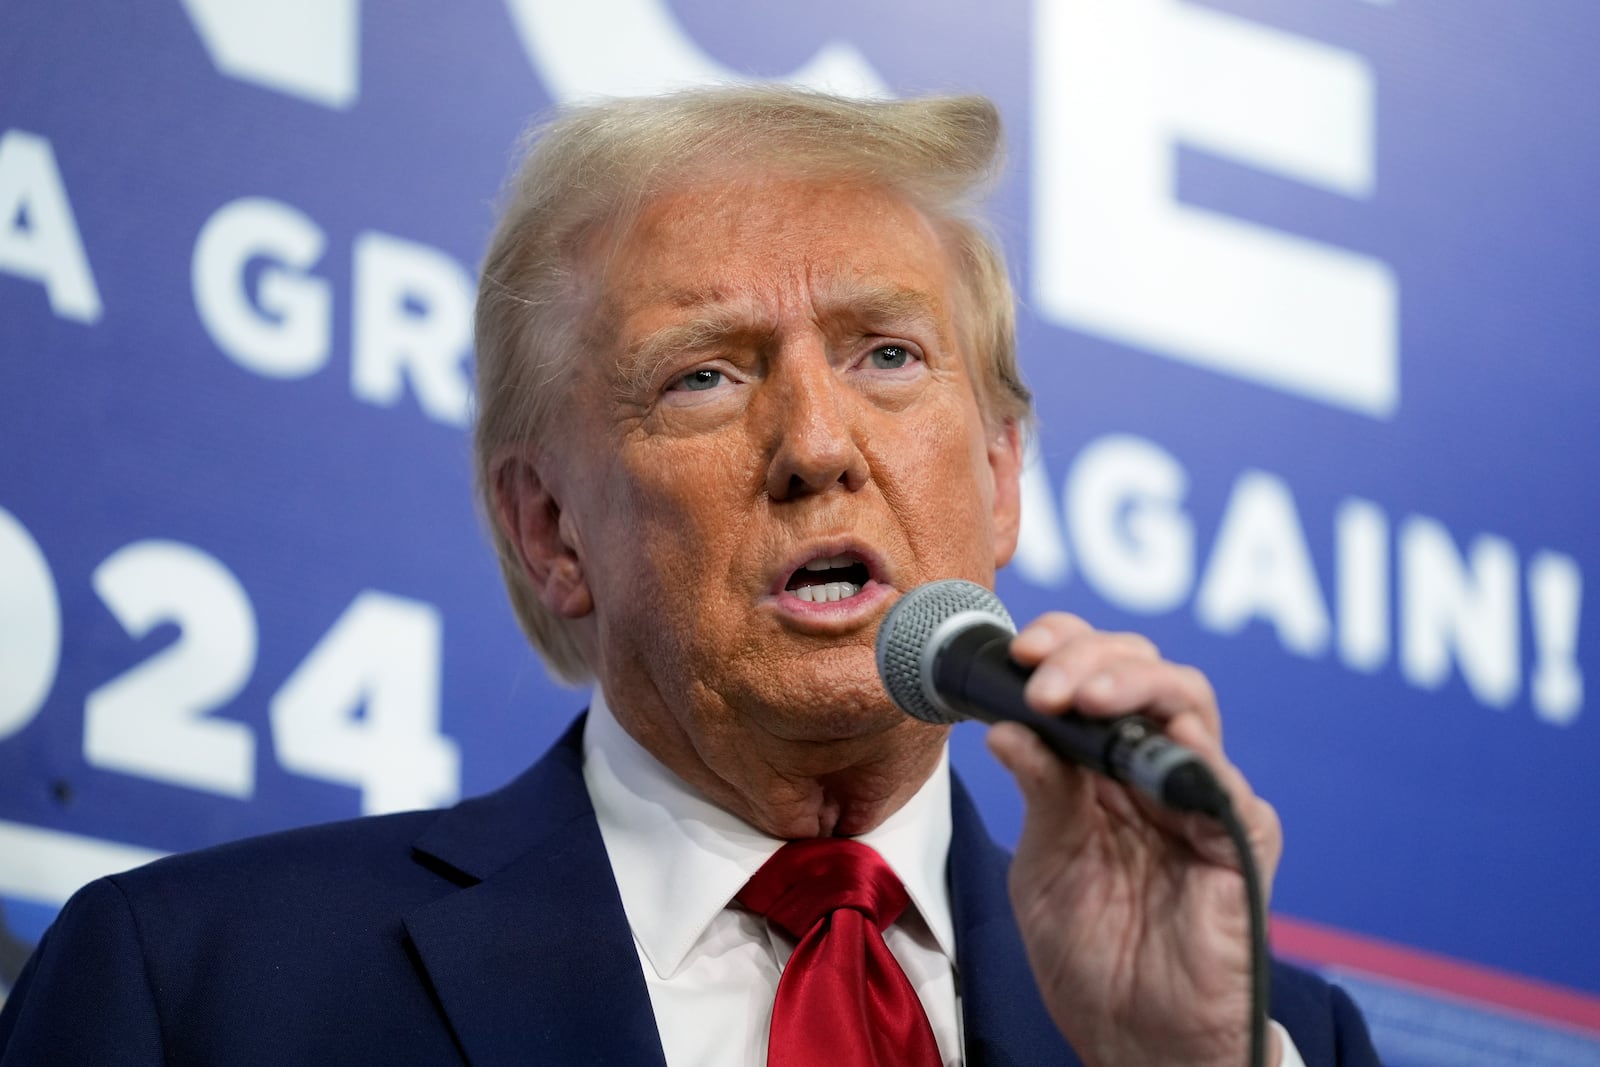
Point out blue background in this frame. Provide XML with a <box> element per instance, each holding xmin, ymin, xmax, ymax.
<box><xmin>2</xmin><ymin>2</ymin><xmax>1596</xmax><ymax>1062</ymax></box>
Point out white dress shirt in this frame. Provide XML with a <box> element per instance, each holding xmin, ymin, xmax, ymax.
<box><xmin>581</xmin><ymin>690</ymin><xmax>1305</xmax><ymax>1067</ymax></box>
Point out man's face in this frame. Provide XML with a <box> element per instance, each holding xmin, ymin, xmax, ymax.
<box><xmin>526</xmin><ymin>176</ymin><xmax>1021</xmax><ymax>826</ymax></box>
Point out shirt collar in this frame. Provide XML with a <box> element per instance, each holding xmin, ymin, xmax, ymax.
<box><xmin>582</xmin><ymin>688</ymin><xmax>956</xmax><ymax>980</ymax></box>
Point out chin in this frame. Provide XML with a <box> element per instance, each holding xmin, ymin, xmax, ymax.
<box><xmin>740</xmin><ymin>657</ymin><xmax>905</xmax><ymax>742</ymax></box>
<box><xmin>791</xmin><ymin>699</ymin><xmax>905</xmax><ymax>743</ymax></box>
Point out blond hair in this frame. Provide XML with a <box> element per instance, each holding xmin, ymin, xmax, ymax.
<box><xmin>474</xmin><ymin>85</ymin><xmax>1031</xmax><ymax>682</ymax></box>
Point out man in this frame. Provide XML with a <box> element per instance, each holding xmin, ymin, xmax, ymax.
<box><xmin>0</xmin><ymin>88</ymin><xmax>1377</xmax><ymax>1065</ymax></box>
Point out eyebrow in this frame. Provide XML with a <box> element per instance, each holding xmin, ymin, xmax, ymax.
<box><xmin>616</xmin><ymin>282</ymin><xmax>948</xmax><ymax>394</ymax></box>
<box><xmin>615</xmin><ymin>300</ymin><xmax>772</xmax><ymax>396</ymax></box>
<box><xmin>821</xmin><ymin>283</ymin><xmax>947</xmax><ymax>343</ymax></box>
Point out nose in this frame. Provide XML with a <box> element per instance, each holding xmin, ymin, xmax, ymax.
<box><xmin>763</xmin><ymin>349</ymin><xmax>869</xmax><ymax>502</ymax></box>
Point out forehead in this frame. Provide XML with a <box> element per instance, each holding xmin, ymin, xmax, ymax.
<box><xmin>595</xmin><ymin>178</ymin><xmax>957</xmax><ymax>331</ymax></box>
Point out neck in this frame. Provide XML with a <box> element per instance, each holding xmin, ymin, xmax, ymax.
<box><xmin>597</xmin><ymin>682</ymin><xmax>949</xmax><ymax>839</ymax></box>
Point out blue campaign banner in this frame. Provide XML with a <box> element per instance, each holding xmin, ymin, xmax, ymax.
<box><xmin>1</xmin><ymin>2</ymin><xmax>1596</xmax><ymax>1061</ymax></box>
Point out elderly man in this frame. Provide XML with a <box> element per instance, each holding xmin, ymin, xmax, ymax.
<box><xmin>0</xmin><ymin>88</ymin><xmax>1376</xmax><ymax>1066</ymax></box>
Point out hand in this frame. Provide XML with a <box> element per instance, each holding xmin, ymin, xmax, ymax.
<box><xmin>986</xmin><ymin>613</ymin><xmax>1283</xmax><ymax>1067</ymax></box>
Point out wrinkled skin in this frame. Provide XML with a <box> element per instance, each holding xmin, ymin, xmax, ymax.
<box><xmin>498</xmin><ymin>177</ymin><xmax>1021</xmax><ymax>838</ymax></box>
<box><xmin>495</xmin><ymin>176</ymin><xmax>1284</xmax><ymax>1066</ymax></box>
<box><xmin>990</xmin><ymin>616</ymin><xmax>1284</xmax><ymax>1066</ymax></box>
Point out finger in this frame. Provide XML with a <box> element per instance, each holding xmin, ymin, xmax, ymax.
<box><xmin>986</xmin><ymin>721</ymin><xmax>1072</xmax><ymax>804</ymax></box>
<box><xmin>1009</xmin><ymin>612</ymin><xmax>1094</xmax><ymax>665</ymax></box>
<box><xmin>993</xmin><ymin>713</ymin><xmax>1280</xmax><ymax>892</ymax></box>
<box><xmin>985</xmin><ymin>722</ymin><xmax>1098</xmax><ymax>845</ymax></box>
<box><xmin>1023</xmin><ymin>634</ymin><xmax>1161</xmax><ymax>712</ymax></box>
<box><xmin>993</xmin><ymin>713</ymin><xmax>1188</xmax><ymax>847</ymax></box>
<box><xmin>1159</xmin><ymin>712</ymin><xmax>1244</xmax><ymax>817</ymax></box>
<box><xmin>1072</xmin><ymin>659</ymin><xmax>1222</xmax><ymax>739</ymax></box>
<box><xmin>1027</xmin><ymin>704</ymin><xmax>1260</xmax><ymax>865</ymax></box>
<box><xmin>1157</xmin><ymin>713</ymin><xmax>1283</xmax><ymax>879</ymax></box>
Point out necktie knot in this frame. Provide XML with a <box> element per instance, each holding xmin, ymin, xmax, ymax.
<box><xmin>737</xmin><ymin>838</ymin><xmax>911</xmax><ymax>941</ymax></box>
<box><xmin>736</xmin><ymin>837</ymin><xmax>941</xmax><ymax>1066</ymax></box>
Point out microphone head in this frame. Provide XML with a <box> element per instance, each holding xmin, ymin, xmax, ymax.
<box><xmin>875</xmin><ymin>579</ymin><xmax>1014</xmax><ymax>725</ymax></box>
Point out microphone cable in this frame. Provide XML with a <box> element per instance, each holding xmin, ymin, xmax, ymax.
<box><xmin>876</xmin><ymin>579</ymin><xmax>1269</xmax><ymax>1067</ymax></box>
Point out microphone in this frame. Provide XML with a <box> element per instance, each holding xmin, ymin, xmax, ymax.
<box><xmin>875</xmin><ymin>579</ymin><xmax>1231</xmax><ymax>817</ymax></box>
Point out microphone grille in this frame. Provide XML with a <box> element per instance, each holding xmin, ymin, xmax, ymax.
<box><xmin>875</xmin><ymin>579</ymin><xmax>1014</xmax><ymax>725</ymax></box>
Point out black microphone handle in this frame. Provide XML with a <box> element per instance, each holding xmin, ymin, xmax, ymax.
<box><xmin>932</xmin><ymin>621</ymin><xmax>1231</xmax><ymax>816</ymax></box>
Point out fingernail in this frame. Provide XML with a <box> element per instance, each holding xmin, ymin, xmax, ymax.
<box><xmin>1083</xmin><ymin>673</ymin><xmax>1115</xmax><ymax>700</ymax></box>
<box><xmin>1029</xmin><ymin>664</ymin><xmax>1071</xmax><ymax>706</ymax></box>
<box><xmin>1012</xmin><ymin>628</ymin><xmax>1048</xmax><ymax>656</ymax></box>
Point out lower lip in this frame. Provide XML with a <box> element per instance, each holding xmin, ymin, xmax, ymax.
<box><xmin>766</xmin><ymin>579</ymin><xmax>893</xmax><ymax>627</ymax></box>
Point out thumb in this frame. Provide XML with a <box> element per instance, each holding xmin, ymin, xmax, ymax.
<box><xmin>986</xmin><ymin>722</ymin><xmax>1097</xmax><ymax>842</ymax></box>
<box><xmin>985</xmin><ymin>722</ymin><xmax>1056</xmax><ymax>801</ymax></box>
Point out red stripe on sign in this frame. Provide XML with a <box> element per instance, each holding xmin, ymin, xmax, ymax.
<box><xmin>1272</xmin><ymin>914</ymin><xmax>1600</xmax><ymax>1037</ymax></box>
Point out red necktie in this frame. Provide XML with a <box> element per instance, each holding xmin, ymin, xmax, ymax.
<box><xmin>736</xmin><ymin>838</ymin><xmax>943</xmax><ymax>1067</ymax></box>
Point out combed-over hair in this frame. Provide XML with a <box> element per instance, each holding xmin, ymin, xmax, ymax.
<box><xmin>473</xmin><ymin>85</ymin><xmax>1032</xmax><ymax>683</ymax></box>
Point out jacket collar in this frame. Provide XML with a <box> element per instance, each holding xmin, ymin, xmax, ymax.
<box><xmin>404</xmin><ymin>716</ymin><xmax>668</xmax><ymax>1066</ymax></box>
<box><xmin>403</xmin><ymin>714</ymin><xmax>1076</xmax><ymax>1067</ymax></box>
<box><xmin>949</xmin><ymin>775</ymin><xmax>1081</xmax><ymax>1067</ymax></box>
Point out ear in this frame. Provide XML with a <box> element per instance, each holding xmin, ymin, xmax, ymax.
<box><xmin>987</xmin><ymin>421</ymin><xmax>1024</xmax><ymax>569</ymax></box>
<box><xmin>492</xmin><ymin>448</ymin><xmax>594</xmax><ymax>618</ymax></box>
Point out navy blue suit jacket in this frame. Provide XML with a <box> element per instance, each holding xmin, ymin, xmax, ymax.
<box><xmin>0</xmin><ymin>717</ymin><xmax>1378</xmax><ymax>1065</ymax></box>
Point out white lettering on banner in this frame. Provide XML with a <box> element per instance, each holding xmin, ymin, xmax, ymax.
<box><xmin>1195</xmin><ymin>472</ymin><xmax>1331</xmax><ymax>658</ymax></box>
<box><xmin>1529</xmin><ymin>552</ymin><xmax>1583</xmax><ymax>725</ymax></box>
<box><xmin>1032</xmin><ymin>0</ymin><xmax>1399</xmax><ymax>418</ymax></box>
<box><xmin>504</xmin><ymin>0</ymin><xmax>889</xmax><ymax>102</ymax></box>
<box><xmin>179</xmin><ymin>0</ymin><xmax>359</xmax><ymax>109</ymax></box>
<box><xmin>193</xmin><ymin>197</ymin><xmax>332</xmax><ymax>380</ymax></box>
<box><xmin>271</xmin><ymin>592</ymin><xmax>461</xmax><ymax>815</ymax></box>
<box><xmin>1020</xmin><ymin>433</ymin><xmax>1584</xmax><ymax>721</ymax></box>
<box><xmin>0</xmin><ymin>513</ymin><xmax>463</xmax><ymax>811</ymax></box>
<box><xmin>1066</xmin><ymin>435</ymin><xmax>1194</xmax><ymax>614</ymax></box>
<box><xmin>1399</xmin><ymin>518</ymin><xmax>1520</xmax><ymax>708</ymax></box>
<box><xmin>85</xmin><ymin>541</ymin><xmax>260</xmax><ymax>798</ymax></box>
<box><xmin>0</xmin><ymin>130</ymin><xmax>102</xmax><ymax>324</ymax></box>
<box><xmin>192</xmin><ymin>199</ymin><xmax>475</xmax><ymax>427</ymax></box>
<box><xmin>0</xmin><ymin>506</ymin><xmax>60</xmax><ymax>740</ymax></box>
<box><xmin>0</xmin><ymin>820</ymin><xmax>168</xmax><ymax>907</ymax></box>
<box><xmin>1336</xmin><ymin>498</ymin><xmax>1390</xmax><ymax>673</ymax></box>
<box><xmin>351</xmin><ymin>232</ymin><xmax>475</xmax><ymax>428</ymax></box>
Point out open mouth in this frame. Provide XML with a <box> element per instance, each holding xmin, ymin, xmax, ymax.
<box><xmin>783</xmin><ymin>553</ymin><xmax>873</xmax><ymax>603</ymax></box>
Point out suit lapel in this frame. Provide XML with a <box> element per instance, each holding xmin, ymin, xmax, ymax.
<box><xmin>949</xmin><ymin>777</ymin><xmax>1082</xmax><ymax>1067</ymax></box>
<box><xmin>401</xmin><ymin>718</ymin><xmax>1078</xmax><ymax>1066</ymax></box>
<box><xmin>403</xmin><ymin>717</ymin><xmax>667</xmax><ymax>1067</ymax></box>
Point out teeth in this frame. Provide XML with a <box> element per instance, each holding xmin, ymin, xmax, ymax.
<box><xmin>794</xmin><ymin>581</ymin><xmax>861</xmax><ymax>603</ymax></box>
<box><xmin>802</xmin><ymin>554</ymin><xmax>857</xmax><ymax>572</ymax></box>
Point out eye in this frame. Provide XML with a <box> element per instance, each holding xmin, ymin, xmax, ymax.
<box><xmin>670</xmin><ymin>368</ymin><xmax>725</xmax><ymax>392</ymax></box>
<box><xmin>866</xmin><ymin>344</ymin><xmax>916</xmax><ymax>370</ymax></box>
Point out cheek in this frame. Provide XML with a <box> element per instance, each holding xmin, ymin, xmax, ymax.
<box><xmin>874</xmin><ymin>407</ymin><xmax>999</xmax><ymax>558</ymax></box>
<box><xmin>941</xmin><ymin>459</ymin><xmax>999</xmax><ymax>560</ymax></box>
<box><xmin>604</xmin><ymin>435</ymin><xmax>758</xmax><ymax>579</ymax></box>
<box><xmin>922</xmin><ymin>406</ymin><xmax>996</xmax><ymax>502</ymax></box>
